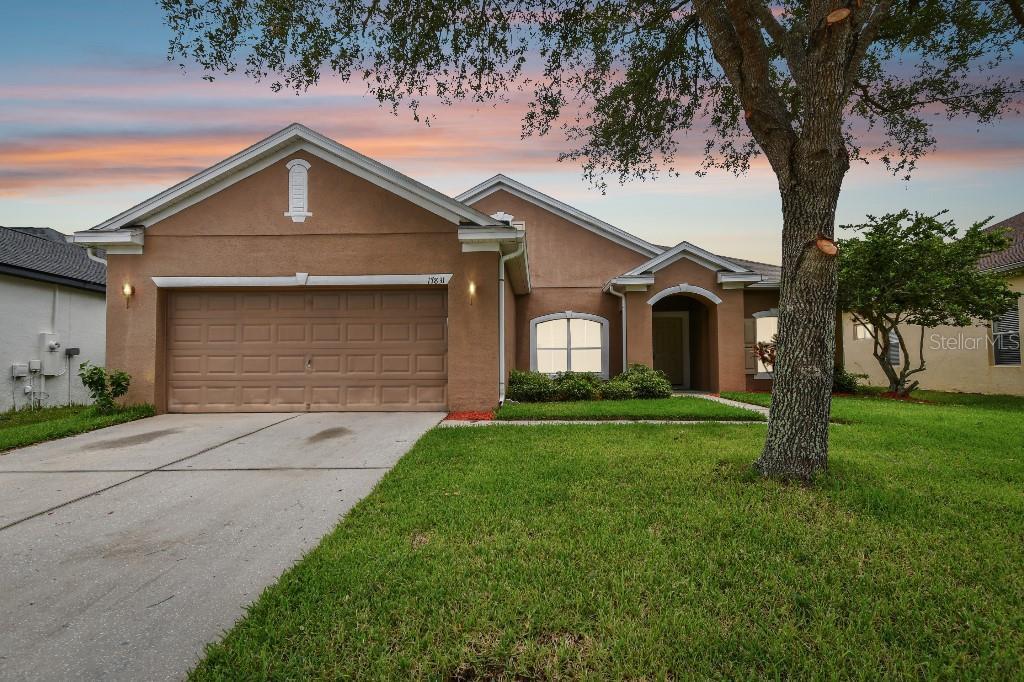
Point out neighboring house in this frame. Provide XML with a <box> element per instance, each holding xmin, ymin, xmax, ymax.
<box><xmin>73</xmin><ymin>123</ymin><xmax>780</xmax><ymax>413</ymax></box>
<box><xmin>1</xmin><ymin>227</ymin><xmax>106</xmax><ymax>411</ymax></box>
<box><xmin>843</xmin><ymin>211</ymin><xmax>1024</xmax><ymax>395</ymax></box>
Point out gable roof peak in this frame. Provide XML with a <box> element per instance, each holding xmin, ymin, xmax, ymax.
<box><xmin>455</xmin><ymin>174</ymin><xmax>663</xmax><ymax>257</ymax></box>
<box><xmin>86</xmin><ymin>123</ymin><xmax>501</xmax><ymax>233</ymax></box>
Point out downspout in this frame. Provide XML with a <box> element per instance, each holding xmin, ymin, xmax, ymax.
<box><xmin>606</xmin><ymin>284</ymin><xmax>627</xmax><ymax>375</ymax></box>
<box><xmin>85</xmin><ymin>247</ymin><xmax>107</xmax><ymax>265</ymax></box>
<box><xmin>498</xmin><ymin>241</ymin><xmax>526</xmax><ymax>404</ymax></box>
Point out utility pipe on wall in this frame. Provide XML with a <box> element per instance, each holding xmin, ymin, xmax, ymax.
<box><xmin>606</xmin><ymin>284</ymin><xmax>627</xmax><ymax>375</ymax></box>
<box><xmin>498</xmin><ymin>241</ymin><xmax>526</xmax><ymax>404</ymax></box>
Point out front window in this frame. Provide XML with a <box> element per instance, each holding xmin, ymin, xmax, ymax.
<box><xmin>531</xmin><ymin>312</ymin><xmax>608</xmax><ymax>377</ymax></box>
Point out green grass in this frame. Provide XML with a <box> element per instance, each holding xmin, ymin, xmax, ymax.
<box><xmin>723</xmin><ymin>389</ymin><xmax>1024</xmax><ymax>418</ymax></box>
<box><xmin>496</xmin><ymin>396</ymin><xmax>765</xmax><ymax>421</ymax></box>
<box><xmin>0</xmin><ymin>404</ymin><xmax>155</xmax><ymax>453</ymax></box>
<box><xmin>192</xmin><ymin>393</ymin><xmax>1023</xmax><ymax>679</ymax></box>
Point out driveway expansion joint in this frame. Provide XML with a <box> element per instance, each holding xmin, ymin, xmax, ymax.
<box><xmin>0</xmin><ymin>413</ymin><xmax>302</xmax><ymax>532</ymax></box>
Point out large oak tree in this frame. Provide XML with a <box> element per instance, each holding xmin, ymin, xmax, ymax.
<box><xmin>162</xmin><ymin>0</ymin><xmax>1023</xmax><ymax>480</ymax></box>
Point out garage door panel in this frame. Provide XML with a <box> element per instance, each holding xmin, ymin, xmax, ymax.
<box><xmin>167</xmin><ymin>289</ymin><xmax>447</xmax><ymax>412</ymax></box>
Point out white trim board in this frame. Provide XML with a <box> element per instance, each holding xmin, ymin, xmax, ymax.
<box><xmin>456</xmin><ymin>174</ymin><xmax>663</xmax><ymax>257</ymax></box>
<box><xmin>622</xmin><ymin>240</ymin><xmax>750</xmax><ymax>277</ymax></box>
<box><xmin>150</xmin><ymin>273</ymin><xmax>453</xmax><ymax>288</ymax></box>
<box><xmin>647</xmin><ymin>283</ymin><xmax>723</xmax><ymax>306</ymax></box>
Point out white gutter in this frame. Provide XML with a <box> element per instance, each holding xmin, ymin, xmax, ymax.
<box><xmin>498</xmin><ymin>241</ymin><xmax>526</xmax><ymax>404</ymax></box>
<box><xmin>606</xmin><ymin>284</ymin><xmax>627</xmax><ymax>374</ymax></box>
<box><xmin>84</xmin><ymin>248</ymin><xmax>107</xmax><ymax>265</ymax></box>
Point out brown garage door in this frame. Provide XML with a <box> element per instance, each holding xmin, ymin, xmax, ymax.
<box><xmin>166</xmin><ymin>289</ymin><xmax>447</xmax><ymax>412</ymax></box>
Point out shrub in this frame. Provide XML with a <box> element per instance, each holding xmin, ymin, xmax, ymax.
<box><xmin>619</xmin><ymin>364</ymin><xmax>673</xmax><ymax>399</ymax></box>
<box><xmin>600</xmin><ymin>379</ymin><xmax>634</xmax><ymax>400</ymax></box>
<box><xmin>506</xmin><ymin>370</ymin><xmax>556</xmax><ymax>402</ymax></box>
<box><xmin>553</xmin><ymin>371</ymin><xmax>601</xmax><ymax>401</ymax></box>
<box><xmin>78</xmin><ymin>362</ymin><xmax>131</xmax><ymax>413</ymax></box>
<box><xmin>832</xmin><ymin>366</ymin><xmax>865</xmax><ymax>394</ymax></box>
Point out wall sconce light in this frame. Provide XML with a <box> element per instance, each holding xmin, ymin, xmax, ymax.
<box><xmin>122</xmin><ymin>282</ymin><xmax>135</xmax><ymax>308</ymax></box>
<box><xmin>468</xmin><ymin>281</ymin><xmax>476</xmax><ymax>305</ymax></box>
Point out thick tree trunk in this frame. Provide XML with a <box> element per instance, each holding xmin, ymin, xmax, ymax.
<box><xmin>755</xmin><ymin>160</ymin><xmax>845</xmax><ymax>481</ymax></box>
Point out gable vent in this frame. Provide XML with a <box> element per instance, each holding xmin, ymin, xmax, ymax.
<box><xmin>284</xmin><ymin>159</ymin><xmax>312</xmax><ymax>222</ymax></box>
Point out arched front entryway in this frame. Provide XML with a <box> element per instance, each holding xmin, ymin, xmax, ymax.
<box><xmin>649</xmin><ymin>285</ymin><xmax>719</xmax><ymax>391</ymax></box>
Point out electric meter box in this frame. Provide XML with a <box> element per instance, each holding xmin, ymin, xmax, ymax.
<box><xmin>39</xmin><ymin>333</ymin><xmax>63</xmax><ymax>376</ymax></box>
<box><xmin>11</xmin><ymin>363</ymin><xmax>28</xmax><ymax>378</ymax></box>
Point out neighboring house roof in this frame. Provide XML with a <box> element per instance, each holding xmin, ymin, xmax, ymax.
<box><xmin>0</xmin><ymin>226</ymin><xmax>106</xmax><ymax>292</ymax></box>
<box><xmin>86</xmin><ymin>123</ymin><xmax>504</xmax><ymax>233</ymax></box>
<box><xmin>455</xmin><ymin>174</ymin><xmax>664</xmax><ymax>257</ymax></box>
<box><xmin>979</xmin><ymin>211</ymin><xmax>1024</xmax><ymax>273</ymax></box>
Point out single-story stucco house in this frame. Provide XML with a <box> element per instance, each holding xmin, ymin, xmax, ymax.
<box><xmin>73</xmin><ymin>123</ymin><xmax>780</xmax><ymax>413</ymax></box>
<box><xmin>843</xmin><ymin>211</ymin><xmax>1023</xmax><ymax>395</ymax></box>
<box><xmin>1</xmin><ymin>226</ymin><xmax>107</xmax><ymax>411</ymax></box>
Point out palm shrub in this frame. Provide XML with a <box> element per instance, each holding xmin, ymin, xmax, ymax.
<box><xmin>619</xmin><ymin>364</ymin><xmax>672</xmax><ymax>399</ymax></box>
<box><xmin>78</xmin><ymin>362</ymin><xmax>131</xmax><ymax>414</ymax></box>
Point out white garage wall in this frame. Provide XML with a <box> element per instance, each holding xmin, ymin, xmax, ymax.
<box><xmin>0</xmin><ymin>274</ymin><xmax>106</xmax><ymax>412</ymax></box>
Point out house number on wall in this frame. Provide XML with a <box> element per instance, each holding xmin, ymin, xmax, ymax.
<box><xmin>426</xmin><ymin>275</ymin><xmax>450</xmax><ymax>285</ymax></box>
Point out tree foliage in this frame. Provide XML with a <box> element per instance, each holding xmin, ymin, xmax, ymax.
<box><xmin>838</xmin><ymin>210</ymin><xmax>1019</xmax><ymax>395</ymax></box>
<box><xmin>162</xmin><ymin>1</ymin><xmax>1023</xmax><ymax>183</ymax></box>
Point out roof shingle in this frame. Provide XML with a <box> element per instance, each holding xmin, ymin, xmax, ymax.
<box><xmin>979</xmin><ymin>211</ymin><xmax>1024</xmax><ymax>272</ymax></box>
<box><xmin>0</xmin><ymin>227</ymin><xmax>106</xmax><ymax>290</ymax></box>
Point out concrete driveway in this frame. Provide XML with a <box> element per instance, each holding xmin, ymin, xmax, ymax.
<box><xmin>0</xmin><ymin>411</ymin><xmax>443</xmax><ymax>681</ymax></box>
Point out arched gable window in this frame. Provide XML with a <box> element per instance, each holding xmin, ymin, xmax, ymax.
<box><xmin>530</xmin><ymin>311</ymin><xmax>609</xmax><ymax>378</ymax></box>
<box><xmin>284</xmin><ymin>159</ymin><xmax>312</xmax><ymax>222</ymax></box>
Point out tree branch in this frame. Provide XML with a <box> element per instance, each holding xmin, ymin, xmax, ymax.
<box><xmin>844</xmin><ymin>0</ymin><xmax>896</xmax><ymax>97</ymax></box>
<box><xmin>742</xmin><ymin>0</ymin><xmax>806</xmax><ymax>83</ymax></box>
<box><xmin>1005</xmin><ymin>0</ymin><xmax>1024</xmax><ymax>31</ymax></box>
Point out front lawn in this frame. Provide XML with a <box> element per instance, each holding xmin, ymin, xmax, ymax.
<box><xmin>0</xmin><ymin>404</ymin><xmax>155</xmax><ymax>453</ymax></box>
<box><xmin>193</xmin><ymin>394</ymin><xmax>1023</xmax><ymax>678</ymax></box>
<box><xmin>722</xmin><ymin>388</ymin><xmax>1024</xmax><ymax>417</ymax></box>
<box><xmin>496</xmin><ymin>396</ymin><xmax>765</xmax><ymax>421</ymax></box>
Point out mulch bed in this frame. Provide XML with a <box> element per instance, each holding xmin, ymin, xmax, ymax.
<box><xmin>445</xmin><ymin>411</ymin><xmax>496</xmax><ymax>421</ymax></box>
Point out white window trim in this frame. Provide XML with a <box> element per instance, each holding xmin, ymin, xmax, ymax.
<box><xmin>284</xmin><ymin>158</ymin><xmax>313</xmax><ymax>222</ymax></box>
<box><xmin>751</xmin><ymin>308</ymin><xmax>779</xmax><ymax>377</ymax></box>
<box><xmin>529</xmin><ymin>311</ymin><xmax>610</xmax><ymax>379</ymax></box>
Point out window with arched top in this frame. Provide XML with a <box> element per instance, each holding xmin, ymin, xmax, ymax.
<box><xmin>530</xmin><ymin>311</ymin><xmax>609</xmax><ymax>378</ymax></box>
<box><xmin>284</xmin><ymin>159</ymin><xmax>312</xmax><ymax>222</ymax></box>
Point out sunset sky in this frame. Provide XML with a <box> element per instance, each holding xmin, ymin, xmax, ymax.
<box><xmin>2</xmin><ymin>2</ymin><xmax>1022</xmax><ymax>263</ymax></box>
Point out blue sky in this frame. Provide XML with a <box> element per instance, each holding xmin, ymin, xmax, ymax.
<box><xmin>1</xmin><ymin>1</ymin><xmax>1022</xmax><ymax>263</ymax></box>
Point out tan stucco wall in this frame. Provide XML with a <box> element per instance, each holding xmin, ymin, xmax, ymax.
<box><xmin>106</xmin><ymin>152</ymin><xmax>500</xmax><ymax>412</ymax></box>
<box><xmin>469</xmin><ymin>189</ymin><xmax>648</xmax><ymax>377</ymax></box>
<box><xmin>842</xmin><ymin>273</ymin><xmax>1023</xmax><ymax>395</ymax></box>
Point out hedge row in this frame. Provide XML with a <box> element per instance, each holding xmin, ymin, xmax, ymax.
<box><xmin>507</xmin><ymin>364</ymin><xmax>673</xmax><ymax>402</ymax></box>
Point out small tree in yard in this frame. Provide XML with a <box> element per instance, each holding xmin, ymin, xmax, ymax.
<box><xmin>838</xmin><ymin>210</ymin><xmax>1018</xmax><ymax>396</ymax></box>
<box><xmin>162</xmin><ymin>1</ymin><xmax>1023</xmax><ymax>480</ymax></box>
<box><xmin>78</xmin><ymin>362</ymin><xmax>131</xmax><ymax>414</ymax></box>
